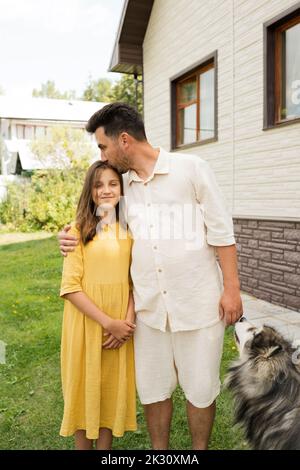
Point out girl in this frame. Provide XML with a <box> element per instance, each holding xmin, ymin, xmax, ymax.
<box><xmin>59</xmin><ymin>160</ymin><xmax>136</xmax><ymax>450</ymax></box>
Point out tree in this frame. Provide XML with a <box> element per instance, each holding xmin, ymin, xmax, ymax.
<box><xmin>32</xmin><ymin>80</ymin><xmax>77</xmax><ymax>100</ymax></box>
<box><xmin>82</xmin><ymin>76</ymin><xmax>112</xmax><ymax>102</ymax></box>
<box><xmin>82</xmin><ymin>74</ymin><xmax>143</xmax><ymax>113</ymax></box>
<box><xmin>110</xmin><ymin>74</ymin><xmax>143</xmax><ymax>114</ymax></box>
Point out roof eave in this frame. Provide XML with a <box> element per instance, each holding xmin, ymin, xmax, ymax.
<box><xmin>108</xmin><ymin>0</ymin><xmax>154</xmax><ymax>75</ymax></box>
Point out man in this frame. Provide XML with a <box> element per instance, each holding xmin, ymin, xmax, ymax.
<box><xmin>58</xmin><ymin>102</ymin><xmax>243</xmax><ymax>450</ymax></box>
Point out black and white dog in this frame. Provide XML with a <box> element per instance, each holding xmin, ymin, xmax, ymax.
<box><xmin>226</xmin><ymin>317</ymin><xmax>300</xmax><ymax>450</ymax></box>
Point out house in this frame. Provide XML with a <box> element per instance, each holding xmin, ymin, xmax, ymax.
<box><xmin>0</xmin><ymin>96</ymin><xmax>104</xmax><ymax>175</ymax></box>
<box><xmin>109</xmin><ymin>0</ymin><xmax>300</xmax><ymax>312</ymax></box>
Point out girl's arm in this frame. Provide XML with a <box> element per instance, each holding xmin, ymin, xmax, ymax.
<box><xmin>125</xmin><ymin>291</ymin><xmax>136</xmax><ymax>323</ymax></box>
<box><xmin>63</xmin><ymin>291</ymin><xmax>135</xmax><ymax>341</ymax></box>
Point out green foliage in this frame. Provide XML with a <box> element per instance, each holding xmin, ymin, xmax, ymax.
<box><xmin>82</xmin><ymin>76</ymin><xmax>112</xmax><ymax>102</ymax></box>
<box><xmin>30</xmin><ymin>127</ymin><xmax>92</xmax><ymax>170</ymax></box>
<box><xmin>0</xmin><ymin>127</ymin><xmax>95</xmax><ymax>232</ymax></box>
<box><xmin>110</xmin><ymin>74</ymin><xmax>143</xmax><ymax>114</ymax></box>
<box><xmin>0</xmin><ymin>236</ymin><xmax>247</xmax><ymax>449</ymax></box>
<box><xmin>26</xmin><ymin>168</ymin><xmax>86</xmax><ymax>231</ymax></box>
<box><xmin>82</xmin><ymin>74</ymin><xmax>143</xmax><ymax>114</ymax></box>
<box><xmin>32</xmin><ymin>80</ymin><xmax>77</xmax><ymax>100</ymax></box>
<box><xmin>0</xmin><ymin>179</ymin><xmax>31</xmax><ymax>231</ymax></box>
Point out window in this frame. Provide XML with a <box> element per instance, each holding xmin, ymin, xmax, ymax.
<box><xmin>35</xmin><ymin>126</ymin><xmax>46</xmax><ymax>138</ymax></box>
<box><xmin>24</xmin><ymin>126</ymin><xmax>34</xmax><ymax>139</ymax></box>
<box><xmin>171</xmin><ymin>53</ymin><xmax>217</xmax><ymax>149</ymax></box>
<box><xmin>275</xmin><ymin>16</ymin><xmax>300</xmax><ymax>122</ymax></box>
<box><xmin>264</xmin><ymin>5</ymin><xmax>300</xmax><ymax>128</ymax></box>
<box><xmin>16</xmin><ymin>124</ymin><xmax>24</xmax><ymax>139</ymax></box>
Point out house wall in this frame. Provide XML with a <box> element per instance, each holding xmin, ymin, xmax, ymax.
<box><xmin>143</xmin><ymin>0</ymin><xmax>300</xmax><ymax>311</ymax></box>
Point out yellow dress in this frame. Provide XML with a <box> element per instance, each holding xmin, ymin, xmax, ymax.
<box><xmin>59</xmin><ymin>222</ymin><xmax>136</xmax><ymax>439</ymax></box>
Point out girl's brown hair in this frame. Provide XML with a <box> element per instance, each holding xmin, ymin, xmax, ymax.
<box><xmin>76</xmin><ymin>160</ymin><xmax>123</xmax><ymax>244</ymax></box>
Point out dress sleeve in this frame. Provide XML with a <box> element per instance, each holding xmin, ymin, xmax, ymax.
<box><xmin>60</xmin><ymin>225</ymin><xmax>84</xmax><ymax>297</ymax></box>
<box><xmin>194</xmin><ymin>159</ymin><xmax>235</xmax><ymax>246</ymax></box>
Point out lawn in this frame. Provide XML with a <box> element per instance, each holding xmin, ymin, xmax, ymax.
<box><xmin>0</xmin><ymin>236</ymin><xmax>247</xmax><ymax>450</ymax></box>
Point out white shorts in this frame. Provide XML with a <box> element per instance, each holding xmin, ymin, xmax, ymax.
<box><xmin>134</xmin><ymin>318</ymin><xmax>225</xmax><ymax>408</ymax></box>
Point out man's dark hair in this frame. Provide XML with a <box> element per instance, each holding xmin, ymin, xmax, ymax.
<box><xmin>86</xmin><ymin>102</ymin><xmax>146</xmax><ymax>141</ymax></box>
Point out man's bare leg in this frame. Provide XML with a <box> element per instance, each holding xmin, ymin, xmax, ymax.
<box><xmin>187</xmin><ymin>400</ymin><xmax>216</xmax><ymax>450</ymax></box>
<box><xmin>74</xmin><ymin>430</ymin><xmax>93</xmax><ymax>450</ymax></box>
<box><xmin>143</xmin><ymin>398</ymin><xmax>173</xmax><ymax>449</ymax></box>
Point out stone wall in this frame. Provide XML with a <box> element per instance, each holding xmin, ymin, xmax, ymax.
<box><xmin>234</xmin><ymin>219</ymin><xmax>300</xmax><ymax>312</ymax></box>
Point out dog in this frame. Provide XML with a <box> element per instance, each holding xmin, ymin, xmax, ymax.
<box><xmin>225</xmin><ymin>317</ymin><xmax>300</xmax><ymax>450</ymax></box>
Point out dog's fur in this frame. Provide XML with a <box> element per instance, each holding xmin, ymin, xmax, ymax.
<box><xmin>225</xmin><ymin>319</ymin><xmax>300</xmax><ymax>450</ymax></box>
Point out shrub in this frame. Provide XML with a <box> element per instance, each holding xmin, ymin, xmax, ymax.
<box><xmin>0</xmin><ymin>127</ymin><xmax>96</xmax><ymax>232</ymax></box>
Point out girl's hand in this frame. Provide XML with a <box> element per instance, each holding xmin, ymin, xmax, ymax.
<box><xmin>106</xmin><ymin>319</ymin><xmax>136</xmax><ymax>342</ymax></box>
<box><xmin>102</xmin><ymin>333</ymin><xmax>123</xmax><ymax>349</ymax></box>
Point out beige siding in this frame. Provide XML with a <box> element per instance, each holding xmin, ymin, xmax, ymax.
<box><xmin>143</xmin><ymin>0</ymin><xmax>300</xmax><ymax>220</ymax></box>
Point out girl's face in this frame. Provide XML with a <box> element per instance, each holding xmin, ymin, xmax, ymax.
<box><xmin>92</xmin><ymin>168</ymin><xmax>121</xmax><ymax>209</ymax></box>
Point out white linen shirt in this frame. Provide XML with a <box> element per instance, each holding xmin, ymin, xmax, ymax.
<box><xmin>122</xmin><ymin>147</ymin><xmax>235</xmax><ymax>332</ymax></box>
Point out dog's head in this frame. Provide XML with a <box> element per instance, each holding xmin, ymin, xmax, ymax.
<box><xmin>235</xmin><ymin>317</ymin><xmax>287</xmax><ymax>360</ymax></box>
<box><xmin>226</xmin><ymin>317</ymin><xmax>300</xmax><ymax>450</ymax></box>
<box><xmin>226</xmin><ymin>317</ymin><xmax>296</xmax><ymax>399</ymax></box>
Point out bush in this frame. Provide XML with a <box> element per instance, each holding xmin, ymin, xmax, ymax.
<box><xmin>26</xmin><ymin>168</ymin><xmax>86</xmax><ymax>231</ymax></box>
<box><xmin>0</xmin><ymin>127</ymin><xmax>95</xmax><ymax>232</ymax></box>
<box><xmin>0</xmin><ymin>178</ymin><xmax>32</xmax><ymax>231</ymax></box>
<box><xmin>0</xmin><ymin>169</ymin><xmax>86</xmax><ymax>232</ymax></box>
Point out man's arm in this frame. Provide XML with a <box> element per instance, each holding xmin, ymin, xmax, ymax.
<box><xmin>58</xmin><ymin>224</ymin><xmax>79</xmax><ymax>256</ymax></box>
<box><xmin>216</xmin><ymin>244</ymin><xmax>243</xmax><ymax>325</ymax></box>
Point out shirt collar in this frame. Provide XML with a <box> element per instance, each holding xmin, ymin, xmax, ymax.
<box><xmin>128</xmin><ymin>147</ymin><xmax>169</xmax><ymax>185</ymax></box>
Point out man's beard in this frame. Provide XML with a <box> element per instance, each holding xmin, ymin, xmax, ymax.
<box><xmin>116</xmin><ymin>151</ymin><xmax>130</xmax><ymax>174</ymax></box>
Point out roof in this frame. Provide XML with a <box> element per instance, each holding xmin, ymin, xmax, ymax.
<box><xmin>0</xmin><ymin>96</ymin><xmax>105</xmax><ymax>122</ymax></box>
<box><xmin>109</xmin><ymin>0</ymin><xmax>154</xmax><ymax>74</ymax></box>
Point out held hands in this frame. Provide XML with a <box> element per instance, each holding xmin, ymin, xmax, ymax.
<box><xmin>219</xmin><ymin>286</ymin><xmax>243</xmax><ymax>326</ymax></box>
<box><xmin>58</xmin><ymin>224</ymin><xmax>79</xmax><ymax>257</ymax></box>
<box><xmin>103</xmin><ymin>319</ymin><xmax>136</xmax><ymax>350</ymax></box>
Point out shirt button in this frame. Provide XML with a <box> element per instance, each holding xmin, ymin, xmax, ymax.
<box><xmin>153</xmin><ymin>246</ymin><xmax>157</xmax><ymax>250</ymax></box>
<box><xmin>158</xmin><ymin>269</ymin><xmax>162</xmax><ymax>272</ymax></box>
<box><xmin>144</xmin><ymin>182</ymin><xmax>148</xmax><ymax>186</ymax></box>
<box><xmin>147</xmin><ymin>203</ymin><xmax>151</xmax><ymax>207</ymax></box>
<box><xmin>150</xmin><ymin>224</ymin><xmax>154</xmax><ymax>228</ymax></box>
<box><xmin>163</xmin><ymin>291</ymin><xmax>167</xmax><ymax>294</ymax></box>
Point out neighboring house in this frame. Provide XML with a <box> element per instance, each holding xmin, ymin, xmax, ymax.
<box><xmin>0</xmin><ymin>96</ymin><xmax>104</xmax><ymax>175</ymax></box>
<box><xmin>110</xmin><ymin>0</ymin><xmax>300</xmax><ymax>312</ymax></box>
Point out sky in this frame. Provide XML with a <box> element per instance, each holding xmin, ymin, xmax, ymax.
<box><xmin>0</xmin><ymin>0</ymin><xmax>124</xmax><ymax>98</ymax></box>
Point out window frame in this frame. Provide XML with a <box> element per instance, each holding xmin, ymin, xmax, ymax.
<box><xmin>170</xmin><ymin>51</ymin><xmax>218</xmax><ymax>150</ymax></box>
<box><xmin>264</xmin><ymin>3</ymin><xmax>300</xmax><ymax>130</ymax></box>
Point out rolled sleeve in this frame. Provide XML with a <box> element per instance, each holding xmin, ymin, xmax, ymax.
<box><xmin>60</xmin><ymin>225</ymin><xmax>84</xmax><ymax>297</ymax></box>
<box><xmin>194</xmin><ymin>160</ymin><xmax>235</xmax><ymax>246</ymax></box>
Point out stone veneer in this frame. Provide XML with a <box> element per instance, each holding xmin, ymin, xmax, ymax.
<box><xmin>233</xmin><ymin>219</ymin><xmax>300</xmax><ymax>313</ymax></box>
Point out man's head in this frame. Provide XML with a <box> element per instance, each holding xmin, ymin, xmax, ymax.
<box><xmin>86</xmin><ymin>102</ymin><xmax>147</xmax><ymax>173</ymax></box>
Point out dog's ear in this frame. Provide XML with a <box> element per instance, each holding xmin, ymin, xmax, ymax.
<box><xmin>265</xmin><ymin>344</ymin><xmax>282</xmax><ymax>358</ymax></box>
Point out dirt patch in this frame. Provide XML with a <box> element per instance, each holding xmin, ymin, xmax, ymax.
<box><xmin>0</xmin><ymin>232</ymin><xmax>53</xmax><ymax>245</ymax></box>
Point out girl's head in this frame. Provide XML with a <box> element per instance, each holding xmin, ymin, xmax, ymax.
<box><xmin>76</xmin><ymin>160</ymin><xmax>123</xmax><ymax>244</ymax></box>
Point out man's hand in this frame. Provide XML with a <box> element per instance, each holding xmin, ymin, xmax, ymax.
<box><xmin>58</xmin><ymin>224</ymin><xmax>79</xmax><ymax>257</ymax></box>
<box><xmin>219</xmin><ymin>287</ymin><xmax>243</xmax><ymax>326</ymax></box>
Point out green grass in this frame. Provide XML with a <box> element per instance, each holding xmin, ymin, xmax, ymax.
<box><xmin>0</xmin><ymin>237</ymin><xmax>247</xmax><ymax>450</ymax></box>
